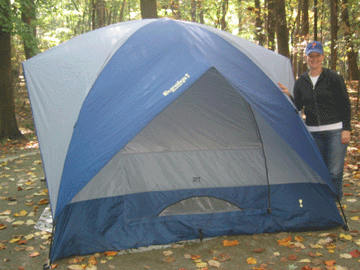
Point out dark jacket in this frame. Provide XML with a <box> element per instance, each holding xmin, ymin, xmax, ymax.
<box><xmin>293</xmin><ymin>68</ymin><xmax>352</xmax><ymax>131</ymax></box>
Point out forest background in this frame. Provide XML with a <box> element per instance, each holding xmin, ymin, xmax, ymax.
<box><xmin>0</xmin><ymin>0</ymin><xmax>360</xmax><ymax>142</ymax></box>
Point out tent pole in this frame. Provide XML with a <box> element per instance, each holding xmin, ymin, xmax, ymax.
<box><xmin>43</xmin><ymin>219</ymin><xmax>56</xmax><ymax>270</ymax></box>
<box><xmin>336</xmin><ymin>198</ymin><xmax>350</xmax><ymax>231</ymax></box>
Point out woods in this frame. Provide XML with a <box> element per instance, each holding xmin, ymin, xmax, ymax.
<box><xmin>1</xmin><ymin>0</ymin><xmax>360</xmax><ymax>141</ymax></box>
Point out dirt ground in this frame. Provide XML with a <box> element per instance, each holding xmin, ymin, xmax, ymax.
<box><xmin>1</xmin><ymin>146</ymin><xmax>360</xmax><ymax>270</ymax></box>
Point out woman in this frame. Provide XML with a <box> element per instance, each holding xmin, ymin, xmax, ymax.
<box><xmin>279</xmin><ymin>41</ymin><xmax>352</xmax><ymax>200</ymax></box>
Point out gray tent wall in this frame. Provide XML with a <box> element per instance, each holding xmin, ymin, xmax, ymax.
<box><xmin>70</xmin><ymin>67</ymin><xmax>323</xmax><ymax>213</ymax></box>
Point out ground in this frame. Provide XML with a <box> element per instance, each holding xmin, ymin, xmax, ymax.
<box><xmin>0</xmin><ymin>80</ymin><xmax>360</xmax><ymax>270</ymax></box>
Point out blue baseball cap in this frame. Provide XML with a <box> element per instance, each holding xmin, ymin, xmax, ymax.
<box><xmin>305</xmin><ymin>41</ymin><xmax>324</xmax><ymax>55</ymax></box>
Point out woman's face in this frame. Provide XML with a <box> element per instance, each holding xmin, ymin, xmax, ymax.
<box><xmin>306</xmin><ymin>52</ymin><xmax>324</xmax><ymax>70</ymax></box>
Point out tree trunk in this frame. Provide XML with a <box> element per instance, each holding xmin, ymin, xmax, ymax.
<box><xmin>140</xmin><ymin>0</ymin><xmax>158</xmax><ymax>19</ymax></box>
<box><xmin>314</xmin><ymin>0</ymin><xmax>318</xmax><ymax>40</ymax></box>
<box><xmin>95</xmin><ymin>0</ymin><xmax>106</xmax><ymax>28</ymax></box>
<box><xmin>330</xmin><ymin>0</ymin><xmax>338</xmax><ymax>71</ymax></box>
<box><xmin>220</xmin><ymin>0</ymin><xmax>228</xmax><ymax>30</ymax></box>
<box><xmin>266</xmin><ymin>0</ymin><xmax>276</xmax><ymax>51</ymax></box>
<box><xmin>237</xmin><ymin>0</ymin><xmax>242</xmax><ymax>34</ymax></box>
<box><xmin>191</xmin><ymin>0</ymin><xmax>196</xmax><ymax>22</ymax></box>
<box><xmin>119</xmin><ymin>0</ymin><xmax>126</xmax><ymax>22</ymax></box>
<box><xmin>0</xmin><ymin>0</ymin><xmax>23</xmax><ymax>141</ymax></box>
<box><xmin>254</xmin><ymin>0</ymin><xmax>265</xmax><ymax>46</ymax></box>
<box><xmin>198</xmin><ymin>0</ymin><xmax>204</xmax><ymax>24</ymax></box>
<box><xmin>299</xmin><ymin>0</ymin><xmax>309</xmax><ymax>74</ymax></box>
<box><xmin>21</xmin><ymin>0</ymin><xmax>37</xmax><ymax>60</ymax></box>
<box><xmin>341</xmin><ymin>0</ymin><xmax>359</xmax><ymax>80</ymax></box>
<box><xmin>275</xmin><ymin>0</ymin><xmax>290</xmax><ymax>58</ymax></box>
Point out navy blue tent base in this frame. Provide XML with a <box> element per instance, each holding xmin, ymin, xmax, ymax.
<box><xmin>50</xmin><ymin>183</ymin><xmax>343</xmax><ymax>261</ymax></box>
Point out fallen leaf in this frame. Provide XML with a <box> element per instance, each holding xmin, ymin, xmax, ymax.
<box><xmin>190</xmin><ymin>255</ymin><xmax>201</xmax><ymax>260</ymax></box>
<box><xmin>14</xmin><ymin>210</ymin><xmax>27</xmax><ymax>217</ymax></box>
<box><xmin>103</xmin><ymin>251</ymin><xmax>117</xmax><ymax>257</ymax></box>
<box><xmin>38</xmin><ymin>198</ymin><xmax>49</xmax><ymax>205</ymax></box>
<box><xmin>324</xmin><ymin>260</ymin><xmax>336</xmax><ymax>266</ymax></box>
<box><xmin>277</xmin><ymin>236</ymin><xmax>292</xmax><ymax>247</ymax></box>
<box><xmin>162</xmin><ymin>256</ymin><xmax>175</xmax><ymax>263</ymax></box>
<box><xmin>12</xmin><ymin>221</ymin><xmax>25</xmax><ymax>226</ymax></box>
<box><xmin>246</xmin><ymin>257</ymin><xmax>257</xmax><ymax>265</ymax></box>
<box><xmin>295</xmin><ymin>236</ymin><xmax>303</xmax><ymax>242</ymax></box>
<box><xmin>163</xmin><ymin>250</ymin><xmax>173</xmax><ymax>256</ymax></box>
<box><xmin>340</xmin><ymin>234</ymin><xmax>352</xmax><ymax>240</ymax></box>
<box><xmin>29</xmin><ymin>252</ymin><xmax>40</xmax><ymax>257</ymax></box>
<box><xmin>339</xmin><ymin>253</ymin><xmax>352</xmax><ymax>259</ymax></box>
<box><xmin>253</xmin><ymin>248</ymin><xmax>265</xmax><ymax>253</ymax></box>
<box><xmin>195</xmin><ymin>261</ymin><xmax>207</xmax><ymax>268</ymax></box>
<box><xmin>18</xmin><ymin>240</ymin><xmax>28</xmax><ymax>245</ymax></box>
<box><xmin>208</xmin><ymin>260</ymin><xmax>221</xmax><ymax>268</ymax></box>
<box><xmin>0</xmin><ymin>210</ymin><xmax>11</xmax><ymax>216</ymax></box>
<box><xmin>67</xmin><ymin>266</ymin><xmax>84</xmax><ymax>270</ymax></box>
<box><xmin>222</xmin><ymin>239</ymin><xmax>239</xmax><ymax>247</ymax></box>
<box><xmin>218</xmin><ymin>253</ymin><xmax>231</xmax><ymax>262</ymax></box>
<box><xmin>288</xmin><ymin>254</ymin><xmax>298</xmax><ymax>260</ymax></box>
<box><xmin>68</xmin><ymin>257</ymin><xmax>85</xmax><ymax>264</ymax></box>
<box><xmin>88</xmin><ymin>256</ymin><xmax>97</xmax><ymax>265</ymax></box>
<box><xmin>85</xmin><ymin>264</ymin><xmax>97</xmax><ymax>270</ymax></box>
<box><xmin>9</xmin><ymin>237</ymin><xmax>21</xmax><ymax>243</ymax></box>
<box><xmin>0</xmin><ymin>224</ymin><xmax>7</xmax><ymax>230</ymax></box>
<box><xmin>350</xmin><ymin>249</ymin><xmax>360</xmax><ymax>257</ymax></box>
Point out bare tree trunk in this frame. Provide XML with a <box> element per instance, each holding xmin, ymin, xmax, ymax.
<box><xmin>237</xmin><ymin>0</ymin><xmax>242</xmax><ymax>34</ymax></box>
<box><xmin>314</xmin><ymin>0</ymin><xmax>318</xmax><ymax>40</ymax></box>
<box><xmin>275</xmin><ymin>0</ymin><xmax>290</xmax><ymax>58</ymax></box>
<box><xmin>119</xmin><ymin>0</ymin><xmax>126</xmax><ymax>22</ymax></box>
<box><xmin>191</xmin><ymin>0</ymin><xmax>196</xmax><ymax>22</ymax></box>
<box><xmin>330</xmin><ymin>0</ymin><xmax>338</xmax><ymax>71</ymax></box>
<box><xmin>266</xmin><ymin>0</ymin><xmax>276</xmax><ymax>51</ymax></box>
<box><xmin>141</xmin><ymin>0</ymin><xmax>158</xmax><ymax>18</ymax></box>
<box><xmin>198</xmin><ymin>0</ymin><xmax>204</xmax><ymax>24</ymax></box>
<box><xmin>0</xmin><ymin>0</ymin><xmax>23</xmax><ymax>141</ymax></box>
<box><xmin>299</xmin><ymin>0</ymin><xmax>309</xmax><ymax>74</ymax></box>
<box><xmin>341</xmin><ymin>0</ymin><xmax>359</xmax><ymax>81</ymax></box>
<box><xmin>95</xmin><ymin>0</ymin><xmax>106</xmax><ymax>28</ymax></box>
<box><xmin>254</xmin><ymin>0</ymin><xmax>265</xmax><ymax>46</ymax></box>
<box><xmin>220</xmin><ymin>0</ymin><xmax>228</xmax><ymax>30</ymax></box>
<box><xmin>21</xmin><ymin>0</ymin><xmax>37</xmax><ymax>60</ymax></box>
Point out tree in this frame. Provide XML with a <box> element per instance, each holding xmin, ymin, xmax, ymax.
<box><xmin>341</xmin><ymin>0</ymin><xmax>359</xmax><ymax>81</ymax></box>
<box><xmin>266</xmin><ymin>0</ymin><xmax>276</xmax><ymax>51</ymax></box>
<box><xmin>275</xmin><ymin>0</ymin><xmax>289</xmax><ymax>58</ymax></box>
<box><xmin>21</xmin><ymin>0</ymin><xmax>37</xmax><ymax>59</ymax></box>
<box><xmin>141</xmin><ymin>0</ymin><xmax>158</xmax><ymax>18</ymax></box>
<box><xmin>254</xmin><ymin>0</ymin><xmax>265</xmax><ymax>46</ymax></box>
<box><xmin>0</xmin><ymin>0</ymin><xmax>23</xmax><ymax>141</ymax></box>
<box><xmin>330</xmin><ymin>0</ymin><xmax>338</xmax><ymax>71</ymax></box>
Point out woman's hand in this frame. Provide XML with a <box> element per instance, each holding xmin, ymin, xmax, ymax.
<box><xmin>278</xmin><ymin>82</ymin><xmax>291</xmax><ymax>97</ymax></box>
<box><xmin>341</xmin><ymin>130</ymin><xmax>351</xmax><ymax>144</ymax></box>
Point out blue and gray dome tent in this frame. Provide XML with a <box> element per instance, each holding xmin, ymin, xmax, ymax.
<box><xmin>23</xmin><ymin>18</ymin><xmax>345</xmax><ymax>262</ymax></box>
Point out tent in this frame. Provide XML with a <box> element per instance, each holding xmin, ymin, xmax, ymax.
<box><xmin>22</xmin><ymin>18</ymin><xmax>345</xmax><ymax>262</ymax></box>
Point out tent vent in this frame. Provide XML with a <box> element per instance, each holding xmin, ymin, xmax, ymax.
<box><xmin>158</xmin><ymin>196</ymin><xmax>242</xmax><ymax>217</ymax></box>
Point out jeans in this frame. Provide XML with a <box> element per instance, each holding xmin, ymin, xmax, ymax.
<box><xmin>311</xmin><ymin>129</ymin><xmax>348</xmax><ymax>199</ymax></box>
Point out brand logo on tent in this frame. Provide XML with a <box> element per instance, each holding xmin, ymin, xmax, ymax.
<box><xmin>163</xmin><ymin>74</ymin><xmax>190</xmax><ymax>96</ymax></box>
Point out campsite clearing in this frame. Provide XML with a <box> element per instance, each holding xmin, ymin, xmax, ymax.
<box><xmin>1</xmin><ymin>144</ymin><xmax>360</xmax><ymax>269</ymax></box>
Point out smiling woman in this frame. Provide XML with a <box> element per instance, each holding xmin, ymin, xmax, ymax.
<box><xmin>280</xmin><ymin>41</ymin><xmax>352</xmax><ymax>200</ymax></box>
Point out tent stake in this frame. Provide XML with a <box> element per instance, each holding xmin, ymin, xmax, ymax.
<box><xmin>337</xmin><ymin>198</ymin><xmax>350</xmax><ymax>231</ymax></box>
<box><xmin>199</xmin><ymin>229</ymin><xmax>203</xmax><ymax>242</ymax></box>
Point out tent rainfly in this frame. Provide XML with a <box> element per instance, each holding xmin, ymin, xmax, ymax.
<box><xmin>22</xmin><ymin>18</ymin><xmax>346</xmax><ymax>263</ymax></box>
